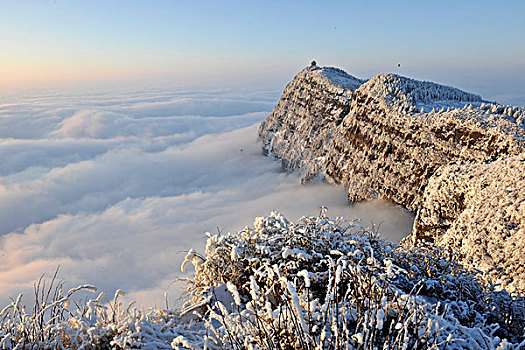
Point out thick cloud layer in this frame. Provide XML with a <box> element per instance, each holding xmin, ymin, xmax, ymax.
<box><xmin>0</xmin><ymin>88</ymin><xmax>413</xmax><ymax>307</ymax></box>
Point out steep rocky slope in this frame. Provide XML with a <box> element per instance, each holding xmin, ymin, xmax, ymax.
<box><xmin>259</xmin><ymin>64</ymin><xmax>525</xmax><ymax>292</ymax></box>
<box><xmin>259</xmin><ymin>65</ymin><xmax>365</xmax><ymax>182</ymax></box>
<box><xmin>326</xmin><ymin>74</ymin><xmax>524</xmax><ymax>210</ymax></box>
<box><xmin>412</xmin><ymin>153</ymin><xmax>525</xmax><ymax>291</ymax></box>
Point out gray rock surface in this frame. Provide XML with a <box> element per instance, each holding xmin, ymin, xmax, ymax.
<box><xmin>259</xmin><ymin>65</ymin><xmax>525</xmax><ymax>292</ymax></box>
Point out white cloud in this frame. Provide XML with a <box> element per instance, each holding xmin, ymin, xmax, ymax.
<box><xmin>0</xmin><ymin>88</ymin><xmax>414</xmax><ymax>307</ymax></box>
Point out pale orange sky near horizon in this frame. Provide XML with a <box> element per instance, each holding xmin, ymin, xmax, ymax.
<box><xmin>0</xmin><ymin>52</ymin><xmax>302</xmax><ymax>92</ymax></box>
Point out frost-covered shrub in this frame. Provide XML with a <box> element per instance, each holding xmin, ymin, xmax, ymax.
<box><xmin>185</xmin><ymin>210</ymin><xmax>524</xmax><ymax>349</ymax></box>
<box><xmin>0</xmin><ymin>272</ymin><xmax>205</xmax><ymax>349</ymax></box>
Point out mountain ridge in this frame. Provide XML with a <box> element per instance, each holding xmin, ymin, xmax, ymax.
<box><xmin>259</xmin><ymin>64</ymin><xmax>525</xmax><ymax>292</ymax></box>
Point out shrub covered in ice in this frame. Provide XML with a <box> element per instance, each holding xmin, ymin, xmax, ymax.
<box><xmin>358</xmin><ymin>73</ymin><xmax>482</xmax><ymax>110</ymax></box>
<box><xmin>0</xmin><ymin>272</ymin><xmax>206</xmax><ymax>349</ymax></box>
<box><xmin>186</xmin><ymin>210</ymin><xmax>525</xmax><ymax>349</ymax></box>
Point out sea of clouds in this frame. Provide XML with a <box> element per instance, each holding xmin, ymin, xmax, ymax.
<box><xmin>0</xmin><ymin>87</ymin><xmax>414</xmax><ymax>307</ymax></box>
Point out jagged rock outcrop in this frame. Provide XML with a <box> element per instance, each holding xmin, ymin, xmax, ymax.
<box><xmin>326</xmin><ymin>74</ymin><xmax>524</xmax><ymax>210</ymax></box>
<box><xmin>259</xmin><ymin>65</ymin><xmax>525</xmax><ymax>292</ymax></box>
<box><xmin>413</xmin><ymin>153</ymin><xmax>525</xmax><ymax>291</ymax></box>
<box><xmin>261</xmin><ymin>67</ymin><xmax>525</xmax><ymax>209</ymax></box>
<box><xmin>259</xmin><ymin>66</ymin><xmax>365</xmax><ymax>181</ymax></box>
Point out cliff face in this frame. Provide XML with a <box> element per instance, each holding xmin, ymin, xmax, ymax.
<box><xmin>326</xmin><ymin>74</ymin><xmax>524</xmax><ymax>210</ymax></box>
<box><xmin>259</xmin><ymin>65</ymin><xmax>525</xmax><ymax>292</ymax></box>
<box><xmin>262</xmin><ymin>67</ymin><xmax>524</xmax><ymax>210</ymax></box>
<box><xmin>259</xmin><ymin>66</ymin><xmax>365</xmax><ymax>182</ymax></box>
<box><xmin>413</xmin><ymin>153</ymin><xmax>525</xmax><ymax>291</ymax></box>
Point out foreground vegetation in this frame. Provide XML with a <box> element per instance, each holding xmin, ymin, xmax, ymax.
<box><xmin>1</xmin><ymin>210</ymin><xmax>524</xmax><ymax>349</ymax></box>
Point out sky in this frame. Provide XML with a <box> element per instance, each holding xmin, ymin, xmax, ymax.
<box><xmin>1</xmin><ymin>0</ymin><xmax>525</xmax><ymax>104</ymax></box>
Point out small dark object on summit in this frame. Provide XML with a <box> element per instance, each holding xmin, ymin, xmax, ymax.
<box><xmin>311</xmin><ymin>60</ymin><xmax>317</xmax><ymax>67</ymax></box>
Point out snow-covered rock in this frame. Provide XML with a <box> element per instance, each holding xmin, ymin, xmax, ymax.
<box><xmin>260</xmin><ymin>66</ymin><xmax>524</xmax><ymax>209</ymax></box>
<box><xmin>258</xmin><ymin>66</ymin><xmax>366</xmax><ymax>182</ymax></box>
<box><xmin>327</xmin><ymin>73</ymin><xmax>524</xmax><ymax>210</ymax></box>
<box><xmin>412</xmin><ymin>153</ymin><xmax>525</xmax><ymax>292</ymax></box>
<box><xmin>259</xmin><ymin>65</ymin><xmax>525</xmax><ymax>292</ymax></box>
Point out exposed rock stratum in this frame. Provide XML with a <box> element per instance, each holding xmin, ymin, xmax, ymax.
<box><xmin>259</xmin><ymin>65</ymin><xmax>525</xmax><ymax>292</ymax></box>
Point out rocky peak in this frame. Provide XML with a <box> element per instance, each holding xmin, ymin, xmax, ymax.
<box><xmin>259</xmin><ymin>64</ymin><xmax>525</xmax><ymax>292</ymax></box>
<box><xmin>315</xmin><ymin>66</ymin><xmax>366</xmax><ymax>90</ymax></box>
<box><xmin>258</xmin><ymin>65</ymin><xmax>364</xmax><ymax>180</ymax></box>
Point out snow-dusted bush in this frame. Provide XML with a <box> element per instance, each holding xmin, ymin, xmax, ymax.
<box><xmin>186</xmin><ymin>210</ymin><xmax>524</xmax><ymax>349</ymax></box>
<box><xmin>0</xmin><ymin>270</ymin><xmax>205</xmax><ymax>349</ymax></box>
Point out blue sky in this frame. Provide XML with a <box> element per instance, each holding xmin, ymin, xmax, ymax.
<box><xmin>1</xmin><ymin>0</ymin><xmax>524</xmax><ymax>103</ymax></box>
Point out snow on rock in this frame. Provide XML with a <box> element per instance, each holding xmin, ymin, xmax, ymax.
<box><xmin>325</xmin><ymin>73</ymin><xmax>524</xmax><ymax>210</ymax></box>
<box><xmin>260</xmin><ymin>65</ymin><xmax>524</xmax><ymax>209</ymax></box>
<box><xmin>356</xmin><ymin>72</ymin><xmax>482</xmax><ymax>110</ymax></box>
<box><xmin>258</xmin><ymin>65</ymin><xmax>366</xmax><ymax>182</ymax></box>
<box><xmin>259</xmin><ymin>64</ymin><xmax>525</xmax><ymax>292</ymax></box>
<box><xmin>412</xmin><ymin>153</ymin><xmax>525</xmax><ymax>292</ymax></box>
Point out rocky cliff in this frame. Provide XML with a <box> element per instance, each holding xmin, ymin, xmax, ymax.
<box><xmin>259</xmin><ymin>65</ymin><xmax>365</xmax><ymax>181</ymax></box>
<box><xmin>413</xmin><ymin>153</ymin><xmax>525</xmax><ymax>292</ymax></box>
<box><xmin>259</xmin><ymin>64</ymin><xmax>525</xmax><ymax>292</ymax></box>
